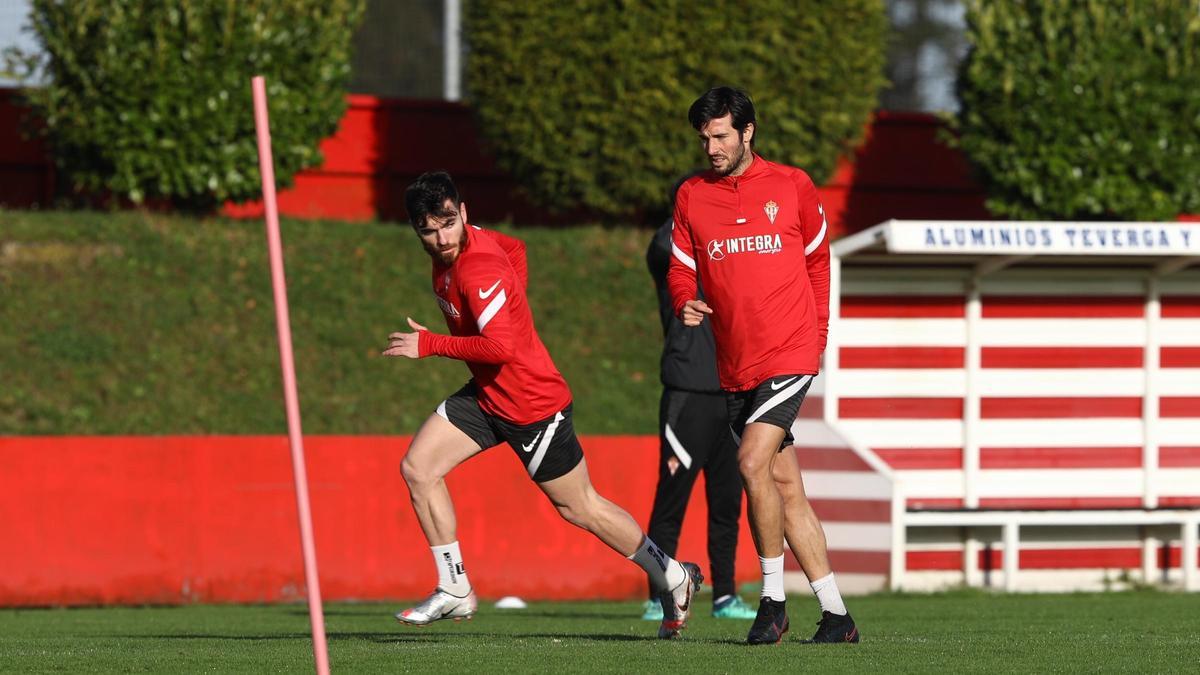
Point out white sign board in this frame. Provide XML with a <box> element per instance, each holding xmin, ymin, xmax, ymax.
<box><xmin>887</xmin><ymin>221</ymin><xmax>1200</xmax><ymax>256</ymax></box>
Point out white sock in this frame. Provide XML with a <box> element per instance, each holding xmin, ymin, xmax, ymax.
<box><xmin>810</xmin><ymin>572</ymin><xmax>848</xmax><ymax>615</ymax></box>
<box><xmin>760</xmin><ymin>554</ymin><xmax>786</xmax><ymax>601</ymax></box>
<box><xmin>630</xmin><ymin>536</ymin><xmax>686</xmax><ymax>592</ymax></box>
<box><xmin>431</xmin><ymin>541</ymin><xmax>471</xmax><ymax>597</ymax></box>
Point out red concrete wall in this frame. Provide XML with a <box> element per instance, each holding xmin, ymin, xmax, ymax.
<box><xmin>0</xmin><ymin>435</ymin><xmax>760</xmax><ymax>606</ymax></box>
<box><xmin>0</xmin><ymin>89</ymin><xmax>987</xmax><ymax>232</ymax></box>
<box><xmin>222</xmin><ymin>96</ymin><xmax>573</xmax><ymax>225</ymax></box>
<box><xmin>820</xmin><ymin>111</ymin><xmax>990</xmax><ymax>235</ymax></box>
<box><xmin>221</xmin><ymin>99</ymin><xmax>990</xmax><ymax>234</ymax></box>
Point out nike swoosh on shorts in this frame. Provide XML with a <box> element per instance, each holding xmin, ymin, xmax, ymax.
<box><xmin>770</xmin><ymin>377</ymin><xmax>798</xmax><ymax>391</ymax></box>
<box><xmin>521</xmin><ymin>429</ymin><xmax>543</xmax><ymax>453</ymax></box>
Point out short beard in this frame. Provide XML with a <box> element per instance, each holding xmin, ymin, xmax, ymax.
<box><xmin>717</xmin><ymin>143</ymin><xmax>749</xmax><ymax>177</ymax></box>
<box><xmin>423</xmin><ymin>233</ymin><xmax>465</xmax><ymax>265</ymax></box>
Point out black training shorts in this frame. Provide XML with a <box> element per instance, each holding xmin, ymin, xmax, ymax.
<box><xmin>436</xmin><ymin>381</ymin><xmax>584</xmax><ymax>483</ymax></box>
<box><xmin>726</xmin><ymin>374</ymin><xmax>814</xmax><ymax>449</ymax></box>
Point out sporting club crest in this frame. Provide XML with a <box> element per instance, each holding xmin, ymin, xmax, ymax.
<box><xmin>764</xmin><ymin>200</ymin><xmax>779</xmax><ymax>224</ymax></box>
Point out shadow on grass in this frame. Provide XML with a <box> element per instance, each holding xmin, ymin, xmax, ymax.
<box><xmin>287</xmin><ymin>607</ymin><xmax>639</xmax><ymax>620</ymax></box>
<box><xmin>112</xmin><ymin>632</ymin><xmax>438</xmax><ymax>643</ymax></box>
<box><xmin>517</xmin><ymin>632</ymin><xmax>647</xmax><ymax>643</ymax></box>
<box><xmin>380</xmin><ymin>630</ymin><xmax>668</xmax><ymax>643</ymax></box>
<box><xmin>283</xmin><ymin>608</ymin><xmax>383</xmax><ymax>617</ymax></box>
<box><xmin>116</xmin><ymin>630</ymin><xmax>684</xmax><ymax>644</ymax></box>
<box><xmin>500</xmin><ymin>610</ymin><xmax>636</xmax><ymax>620</ymax></box>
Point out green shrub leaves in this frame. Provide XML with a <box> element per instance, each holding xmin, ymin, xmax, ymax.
<box><xmin>464</xmin><ymin>0</ymin><xmax>888</xmax><ymax>220</ymax></box>
<box><xmin>10</xmin><ymin>0</ymin><xmax>363</xmax><ymax>211</ymax></box>
<box><xmin>956</xmin><ymin>1</ymin><xmax>1200</xmax><ymax>220</ymax></box>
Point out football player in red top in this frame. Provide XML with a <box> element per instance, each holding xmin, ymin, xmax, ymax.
<box><xmin>668</xmin><ymin>88</ymin><xmax>859</xmax><ymax>646</ymax></box>
<box><xmin>383</xmin><ymin>171</ymin><xmax>700</xmax><ymax>639</ymax></box>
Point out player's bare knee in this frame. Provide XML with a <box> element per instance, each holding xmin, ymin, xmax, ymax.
<box><xmin>554</xmin><ymin>492</ymin><xmax>603</xmax><ymax>531</ymax></box>
<box><xmin>738</xmin><ymin>453</ymin><xmax>772</xmax><ymax>482</ymax></box>
<box><xmin>553</xmin><ymin>502</ymin><xmax>591</xmax><ymax>530</ymax></box>
<box><xmin>401</xmin><ymin>453</ymin><xmax>436</xmax><ymax>490</ymax></box>
<box><xmin>554</xmin><ymin>503</ymin><xmax>580</xmax><ymax>527</ymax></box>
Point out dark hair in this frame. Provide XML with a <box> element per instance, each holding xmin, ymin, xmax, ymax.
<box><xmin>405</xmin><ymin>171</ymin><xmax>461</xmax><ymax>227</ymax></box>
<box><xmin>688</xmin><ymin>87</ymin><xmax>756</xmax><ymax>145</ymax></box>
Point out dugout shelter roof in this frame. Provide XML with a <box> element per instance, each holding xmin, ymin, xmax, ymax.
<box><xmin>833</xmin><ymin>220</ymin><xmax>1200</xmax><ymax>274</ymax></box>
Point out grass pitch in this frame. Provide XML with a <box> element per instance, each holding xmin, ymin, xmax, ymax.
<box><xmin>1</xmin><ymin>590</ymin><xmax>1198</xmax><ymax>673</ymax></box>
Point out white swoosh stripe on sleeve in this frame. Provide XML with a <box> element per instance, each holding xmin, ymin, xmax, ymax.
<box><xmin>746</xmin><ymin>375</ymin><xmax>812</xmax><ymax>425</ymax></box>
<box><xmin>804</xmin><ymin>219</ymin><xmax>827</xmax><ymax>256</ymax></box>
<box><xmin>526</xmin><ymin>411</ymin><xmax>564</xmax><ymax>478</ymax></box>
<box><xmin>663</xmin><ymin>423</ymin><xmax>693</xmax><ymax>470</ymax></box>
<box><xmin>671</xmin><ymin>242</ymin><xmax>697</xmax><ymax>271</ymax></box>
<box><xmin>476</xmin><ymin>288</ymin><xmax>507</xmax><ymax>332</ymax></box>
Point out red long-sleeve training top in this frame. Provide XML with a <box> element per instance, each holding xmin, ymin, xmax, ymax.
<box><xmin>667</xmin><ymin>155</ymin><xmax>831</xmax><ymax>392</ymax></box>
<box><xmin>417</xmin><ymin>225</ymin><xmax>571</xmax><ymax>425</ymax></box>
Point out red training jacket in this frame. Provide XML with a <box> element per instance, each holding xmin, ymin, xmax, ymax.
<box><xmin>418</xmin><ymin>225</ymin><xmax>572</xmax><ymax>425</ymax></box>
<box><xmin>667</xmin><ymin>155</ymin><xmax>831</xmax><ymax>391</ymax></box>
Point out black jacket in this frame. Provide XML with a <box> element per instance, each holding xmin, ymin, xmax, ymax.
<box><xmin>646</xmin><ymin>219</ymin><xmax>723</xmax><ymax>393</ymax></box>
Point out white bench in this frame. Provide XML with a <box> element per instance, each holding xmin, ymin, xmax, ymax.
<box><xmin>900</xmin><ymin>509</ymin><xmax>1200</xmax><ymax>592</ymax></box>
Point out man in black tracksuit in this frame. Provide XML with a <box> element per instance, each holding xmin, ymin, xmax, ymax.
<box><xmin>640</xmin><ymin>217</ymin><xmax>757</xmax><ymax>620</ymax></box>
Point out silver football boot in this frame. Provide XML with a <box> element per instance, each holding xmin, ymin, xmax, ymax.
<box><xmin>658</xmin><ymin>561</ymin><xmax>704</xmax><ymax>639</ymax></box>
<box><xmin>395</xmin><ymin>588</ymin><xmax>478</xmax><ymax>625</ymax></box>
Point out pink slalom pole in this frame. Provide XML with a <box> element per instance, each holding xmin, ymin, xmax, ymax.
<box><xmin>251</xmin><ymin>75</ymin><xmax>331</xmax><ymax>675</ymax></box>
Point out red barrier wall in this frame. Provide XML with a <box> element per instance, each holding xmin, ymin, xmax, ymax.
<box><xmin>0</xmin><ymin>435</ymin><xmax>760</xmax><ymax>606</ymax></box>
<box><xmin>819</xmin><ymin>110</ymin><xmax>990</xmax><ymax>235</ymax></box>
<box><xmin>0</xmin><ymin>88</ymin><xmax>987</xmax><ymax>233</ymax></box>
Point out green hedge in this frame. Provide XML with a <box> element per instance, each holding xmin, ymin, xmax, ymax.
<box><xmin>465</xmin><ymin>0</ymin><xmax>887</xmax><ymax>220</ymax></box>
<box><xmin>956</xmin><ymin>1</ymin><xmax>1200</xmax><ymax>220</ymax></box>
<box><xmin>6</xmin><ymin>0</ymin><xmax>363</xmax><ymax>211</ymax></box>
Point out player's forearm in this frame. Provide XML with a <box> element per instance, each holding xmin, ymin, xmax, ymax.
<box><xmin>808</xmin><ymin>271</ymin><xmax>830</xmax><ymax>352</ymax></box>
<box><xmin>418</xmin><ymin>331</ymin><xmax>516</xmax><ymax>364</ymax></box>
<box><xmin>804</xmin><ymin>217</ymin><xmax>832</xmax><ymax>353</ymax></box>
<box><xmin>666</xmin><ymin>266</ymin><xmax>697</xmax><ymax>318</ymax></box>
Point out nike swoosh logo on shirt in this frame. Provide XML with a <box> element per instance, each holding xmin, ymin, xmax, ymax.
<box><xmin>521</xmin><ymin>430</ymin><xmax>544</xmax><ymax>453</ymax></box>
<box><xmin>478</xmin><ymin>279</ymin><xmax>502</xmax><ymax>299</ymax></box>
<box><xmin>770</xmin><ymin>377</ymin><xmax>798</xmax><ymax>391</ymax></box>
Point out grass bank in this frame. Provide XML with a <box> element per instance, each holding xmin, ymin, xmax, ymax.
<box><xmin>1</xmin><ymin>210</ymin><xmax>661</xmax><ymax>434</ymax></box>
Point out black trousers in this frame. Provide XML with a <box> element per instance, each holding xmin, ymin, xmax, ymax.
<box><xmin>646</xmin><ymin>388</ymin><xmax>743</xmax><ymax>600</ymax></box>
